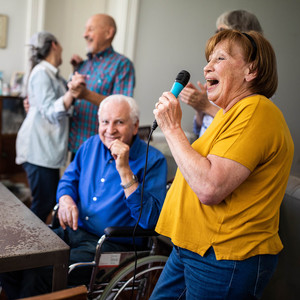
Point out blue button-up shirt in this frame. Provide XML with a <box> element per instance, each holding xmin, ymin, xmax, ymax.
<box><xmin>57</xmin><ymin>134</ymin><xmax>167</xmax><ymax>237</ymax></box>
<box><xmin>69</xmin><ymin>46</ymin><xmax>135</xmax><ymax>153</ymax></box>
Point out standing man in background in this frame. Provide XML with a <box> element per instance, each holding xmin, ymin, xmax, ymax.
<box><xmin>67</xmin><ymin>13</ymin><xmax>135</xmax><ymax>157</ymax></box>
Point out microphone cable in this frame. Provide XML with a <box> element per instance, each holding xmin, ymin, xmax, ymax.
<box><xmin>130</xmin><ymin>122</ymin><xmax>156</xmax><ymax>299</ymax></box>
<box><xmin>130</xmin><ymin>70</ymin><xmax>190</xmax><ymax>298</ymax></box>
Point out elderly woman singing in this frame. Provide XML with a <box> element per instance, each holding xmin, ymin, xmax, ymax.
<box><xmin>151</xmin><ymin>30</ymin><xmax>294</xmax><ymax>300</ymax></box>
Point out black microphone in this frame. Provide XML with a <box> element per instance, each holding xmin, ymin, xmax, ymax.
<box><xmin>152</xmin><ymin>70</ymin><xmax>190</xmax><ymax>130</ymax></box>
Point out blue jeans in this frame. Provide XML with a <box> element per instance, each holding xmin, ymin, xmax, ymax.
<box><xmin>150</xmin><ymin>246</ymin><xmax>278</xmax><ymax>300</ymax></box>
<box><xmin>23</xmin><ymin>162</ymin><xmax>59</xmax><ymax>222</ymax></box>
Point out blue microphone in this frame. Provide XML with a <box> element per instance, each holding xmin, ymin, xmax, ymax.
<box><xmin>152</xmin><ymin>70</ymin><xmax>190</xmax><ymax>130</ymax></box>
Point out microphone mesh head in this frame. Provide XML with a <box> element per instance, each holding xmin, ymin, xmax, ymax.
<box><xmin>175</xmin><ymin>70</ymin><xmax>190</xmax><ymax>87</ymax></box>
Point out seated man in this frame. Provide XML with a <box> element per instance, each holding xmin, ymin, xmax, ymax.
<box><xmin>0</xmin><ymin>94</ymin><xmax>167</xmax><ymax>299</ymax></box>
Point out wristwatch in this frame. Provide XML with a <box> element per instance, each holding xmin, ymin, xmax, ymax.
<box><xmin>121</xmin><ymin>174</ymin><xmax>138</xmax><ymax>189</ymax></box>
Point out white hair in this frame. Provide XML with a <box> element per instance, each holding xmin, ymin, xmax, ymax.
<box><xmin>216</xmin><ymin>10</ymin><xmax>263</xmax><ymax>33</ymax></box>
<box><xmin>98</xmin><ymin>94</ymin><xmax>140</xmax><ymax>124</ymax></box>
<box><xmin>216</xmin><ymin>11</ymin><xmax>229</xmax><ymax>28</ymax></box>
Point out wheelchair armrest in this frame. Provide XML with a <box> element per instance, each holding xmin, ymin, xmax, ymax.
<box><xmin>104</xmin><ymin>226</ymin><xmax>159</xmax><ymax>238</ymax></box>
<box><xmin>49</xmin><ymin>203</ymin><xmax>60</xmax><ymax>229</ymax></box>
<box><xmin>69</xmin><ymin>261</ymin><xmax>97</xmax><ymax>274</ymax></box>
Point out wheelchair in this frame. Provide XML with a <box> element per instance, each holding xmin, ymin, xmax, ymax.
<box><xmin>50</xmin><ymin>204</ymin><xmax>170</xmax><ymax>300</ymax></box>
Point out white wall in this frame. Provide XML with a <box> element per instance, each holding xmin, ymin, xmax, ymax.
<box><xmin>44</xmin><ymin>0</ymin><xmax>107</xmax><ymax>78</ymax></box>
<box><xmin>0</xmin><ymin>0</ymin><xmax>27</xmax><ymax>83</ymax></box>
<box><xmin>0</xmin><ymin>0</ymin><xmax>299</xmax><ymax>176</ymax></box>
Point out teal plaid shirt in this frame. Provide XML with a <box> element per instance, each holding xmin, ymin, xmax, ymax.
<box><xmin>69</xmin><ymin>46</ymin><xmax>135</xmax><ymax>153</ymax></box>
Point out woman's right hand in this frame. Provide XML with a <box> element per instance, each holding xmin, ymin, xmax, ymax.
<box><xmin>68</xmin><ymin>72</ymin><xmax>87</xmax><ymax>99</ymax></box>
<box><xmin>153</xmin><ymin>91</ymin><xmax>183</xmax><ymax>134</ymax></box>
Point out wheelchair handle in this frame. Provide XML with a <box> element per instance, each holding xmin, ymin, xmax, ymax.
<box><xmin>104</xmin><ymin>226</ymin><xmax>159</xmax><ymax>238</ymax></box>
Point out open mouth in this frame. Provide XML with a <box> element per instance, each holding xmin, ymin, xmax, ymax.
<box><xmin>85</xmin><ymin>37</ymin><xmax>93</xmax><ymax>46</ymax></box>
<box><xmin>206</xmin><ymin>79</ymin><xmax>219</xmax><ymax>87</ymax></box>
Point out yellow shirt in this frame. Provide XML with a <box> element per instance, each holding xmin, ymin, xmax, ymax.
<box><xmin>156</xmin><ymin>95</ymin><xmax>294</xmax><ymax>260</ymax></box>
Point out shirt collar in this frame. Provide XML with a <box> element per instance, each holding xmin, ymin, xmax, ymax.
<box><xmin>87</xmin><ymin>46</ymin><xmax>114</xmax><ymax>60</ymax></box>
<box><xmin>40</xmin><ymin>60</ymin><xmax>59</xmax><ymax>77</ymax></box>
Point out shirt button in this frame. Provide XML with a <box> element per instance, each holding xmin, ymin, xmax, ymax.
<box><xmin>85</xmin><ymin>216</ymin><xmax>89</xmax><ymax>221</ymax></box>
<box><xmin>101</xmin><ymin>178</ymin><xmax>105</xmax><ymax>183</ymax></box>
<box><xmin>93</xmin><ymin>197</ymin><xmax>97</xmax><ymax>201</ymax></box>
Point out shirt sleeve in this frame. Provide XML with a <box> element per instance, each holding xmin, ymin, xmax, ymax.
<box><xmin>113</xmin><ymin>58</ymin><xmax>135</xmax><ymax>96</ymax></box>
<box><xmin>29</xmin><ymin>69</ymin><xmax>68</xmax><ymax>124</ymax></box>
<box><xmin>209</xmin><ymin>100</ymin><xmax>276</xmax><ymax>172</ymax></box>
<box><xmin>125</xmin><ymin>151</ymin><xmax>168</xmax><ymax>229</ymax></box>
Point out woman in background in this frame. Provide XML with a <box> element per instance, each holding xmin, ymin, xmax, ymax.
<box><xmin>180</xmin><ymin>9</ymin><xmax>263</xmax><ymax>137</ymax></box>
<box><xmin>16</xmin><ymin>31</ymin><xmax>73</xmax><ymax>222</ymax></box>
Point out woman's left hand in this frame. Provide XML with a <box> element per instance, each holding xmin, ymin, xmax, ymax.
<box><xmin>153</xmin><ymin>91</ymin><xmax>182</xmax><ymax>133</ymax></box>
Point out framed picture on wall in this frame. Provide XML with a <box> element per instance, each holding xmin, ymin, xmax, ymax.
<box><xmin>0</xmin><ymin>15</ymin><xmax>8</xmax><ymax>48</ymax></box>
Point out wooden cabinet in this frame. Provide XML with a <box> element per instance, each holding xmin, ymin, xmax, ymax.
<box><xmin>0</xmin><ymin>96</ymin><xmax>25</xmax><ymax>175</ymax></box>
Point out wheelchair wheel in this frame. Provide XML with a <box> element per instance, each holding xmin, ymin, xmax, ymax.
<box><xmin>98</xmin><ymin>255</ymin><xmax>168</xmax><ymax>300</ymax></box>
